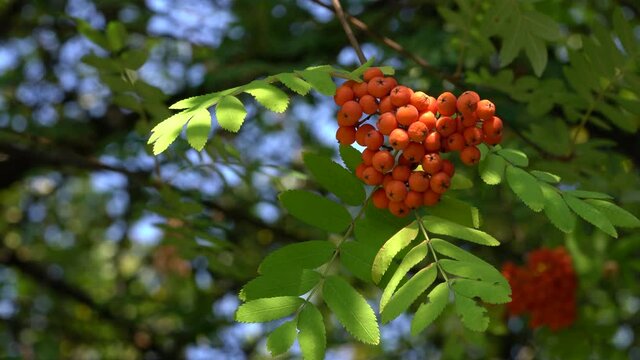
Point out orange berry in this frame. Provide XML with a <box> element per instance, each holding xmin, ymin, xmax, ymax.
<box><xmin>355</xmin><ymin>162</ymin><xmax>367</xmax><ymax>180</ymax></box>
<box><xmin>389</xmin><ymin>128</ymin><xmax>410</xmax><ymax>150</ymax></box>
<box><xmin>484</xmin><ymin>133</ymin><xmax>503</xmax><ymax>145</ymax></box>
<box><xmin>367</xmin><ymin>77</ymin><xmax>392</xmax><ymax>99</ymax></box>
<box><xmin>382</xmin><ymin>173</ymin><xmax>394</xmax><ymax>187</ymax></box>
<box><xmin>362</xmin><ymin>166</ymin><xmax>384</xmax><ymax>185</ymax></box>
<box><xmin>437</xmin><ymin>92</ymin><xmax>457</xmax><ymax>116</ymax></box>
<box><xmin>334</xmin><ymin>85</ymin><xmax>355</xmax><ymax>106</ymax></box>
<box><xmin>476</xmin><ymin>99</ymin><xmax>495</xmax><ymax>121</ymax></box>
<box><xmin>422</xmin><ymin>152</ymin><xmax>443</xmax><ymax>175</ymax></box>
<box><xmin>372</xmin><ymin>150</ymin><xmax>395</xmax><ymax>173</ymax></box>
<box><xmin>402</xmin><ymin>142</ymin><xmax>425</xmax><ymax>163</ymax></box>
<box><xmin>359</xmin><ymin>95</ymin><xmax>378</xmax><ymax>115</ymax></box>
<box><xmin>336</xmin><ymin>126</ymin><xmax>356</xmax><ymax>144</ymax></box>
<box><xmin>363</xmin><ymin>67</ymin><xmax>384</xmax><ymax>82</ymax></box>
<box><xmin>385</xmin><ymin>77</ymin><xmax>398</xmax><ymax>90</ymax></box>
<box><xmin>482</xmin><ymin>116</ymin><xmax>503</xmax><ymax>137</ymax></box>
<box><xmin>353</xmin><ymin>81</ymin><xmax>369</xmax><ymax>98</ymax></box>
<box><xmin>418</xmin><ymin>111</ymin><xmax>437</xmax><ymax>131</ymax></box>
<box><xmin>390</xmin><ymin>86</ymin><xmax>413</xmax><ymax>107</ymax></box>
<box><xmin>337</xmin><ymin>100</ymin><xmax>362</xmax><ymax>126</ymax></box>
<box><xmin>404</xmin><ymin>191</ymin><xmax>423</xmax><ymax>210</ymax></box>
<box><xmin>410</xmin><ymin>91</ymin><xmax>430</xmax><ymax>112</ymax></box>
<box><xmin>396</xmin><ymin>104</ymin><xmax>419</xmax><ymax>126</ymax></box>
<box><xmin>430</xmin><ymin>172</ymin><xmax>451</xmax><ymax>194</ymax></box>
<box><xmin>378</xmin><ymin>112</ymin><xmax>398</xmax><ymax>135</ymax></box>
<box><xmin>356</xmin><ymin>124</ymin><xmax>375</xmax><ymax>146</ymax></box>
<box><xmin>427</xmin><ymin>95</ymin><xmax>438</xmax><ymax>113</ymax></box>
<box><xmin>423</xmin><ymin>190</ymin><xmax>441</xmax><ymax>206</ymax></box>
<box><xmin>392</xmin><ymin>165</ymin><xmax>411</xmax><ymax>182</ymax></box>
<box><xmin>389</xmin><ymin>200</ymin><xmax>410</xmax><ymax>217</ymax></box>
<box><xmin>378</xmin><ymin>96</ymin><xmax>394</xmax><ymax>113</ymax></box>
<box><xmin>442</xmin><ymin>159</ymin><xmax>455</xmax><ymax>177</ymax></box>
<box><xmin>372</xmin><ymin>188</ymin><xmax>390</xmax><ymax>209</ymax></box>
<box><xmin>362</xmin><ymin>148</ymin><xmax>376</xmax><ymax>165</ymax></box>
<box><xmin>460</xmin><ymin>145</ymin><xmax>481</xmax><ymax>165</ymax></box>
<box><xmin>461</xmin><ymin>112</ymin><xmax>479</xmax><ymax>127</ymax></box>
<box><xmin>407</xmin><ymin>121</ymin><xmax>428</xmax><ymax>142</ymax></box>
<box><xmin>456</xmin><ymin>91</ymin><xmax>480</xmax><ymax>116</ymax></box>
<box><xmin>385</xmin><ymin>180</ymin><xmax>408</xmax><ymax>202</ymax></box>
<box><xmin>408</xmin><ymin>171</ymin><xmax>430</xmax><ymax>192</ymax></box>
<box><xmin>436</xmin><ymin>116</ymin><xmax>456</xmax><ymax>137</ymax></box>
<box><xmin>365</xmin><ymin>129</ymin><xmax>384</xmax><ymax>150</ymax></box>
<box><xmin>423</xmin><ymin>132</ymin><xmax>441</xmax><ymax>152</ymax></box>
<box><xmin>463</xmin><ymin>127</ymin><xmax>483</xmax><ymax>146</ymax></box>
<box><xmin>446</xmin><ymin>133</ymin><xmax>466</xmax><ymax>152</ymax></box>
<box><xmin>342</xmin><ymin>80</ymin><xmax>357</xmax><ymax>88</ymax></box>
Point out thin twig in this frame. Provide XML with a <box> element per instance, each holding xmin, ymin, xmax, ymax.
<box><xmin>310</xmin><ymin>0</ymin><xmax>462</xmax><ymax>87</ymax></box>
<box><xmin>332</xmin><ymin>0</ymin><xmax>367</xmax><ymax>64</ymax></box>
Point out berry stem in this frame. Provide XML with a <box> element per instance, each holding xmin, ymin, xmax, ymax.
<box><xmin>295</xmin><ymin>188</ymin><xmax>375</xmax><ymax>315</ymax></box>
<box><xmin>415</xmin><ymin>211</ymin><xmax>451</xmax><ymax>286</ymax></box>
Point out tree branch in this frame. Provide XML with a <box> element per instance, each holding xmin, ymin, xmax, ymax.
<box><xmin>331</xmin><ymin>0</ymin><xmax>367</xmax><ymax>64</ymax></box>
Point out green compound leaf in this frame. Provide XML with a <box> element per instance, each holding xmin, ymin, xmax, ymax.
<box><xmin>564</xmin><ymin>194</ymin><xmax>617</xmax><ymax>237</ymax></box>
<box><xmin>450</xmin><ymin>172</ymin><xmax>474</xmax><ymax>190</ymax></box>
<box><xmin>186</xmin><ymin>108</ymin><xmax>211</xmax><ymax>151</ymax></box>
<box><xmin>422</xmin><ymin>216</ymin><xmax>499</xmax><ymax>246</ymax></box>
<box><xmin>267</xmin><ymin>320</ymin><xmax>297</xmax><ymax>356</ymax></box>
<box><xmin>279</xmin><ymin>190</ymin><xmax>352</xmax><ymax>233</ymax></box>
<box><xmin>531</xmin><ymin>170</ymin><xmax>561</xmax><ymax>184</ymax></box>
<box><xmin>381</xmin><ymin>264</ymin><xmax>437</xmax><ymax>323</ymax></box>
<box><xmin>455</xmin><ymin>295</ymin><xmax>489</xmax><ymax>332</ymax></box>
<box><xmin>340</xmin><ymin>241</ymin><xmax>378</xmax><ymax>283</ymax></box>
<box><xmin>241</xmin><ymin>270</ymin><xmax>321</xmax><ymax>300</ymax></box>
<box><xmin>540</xmin><ymin>183</ymin><xmax>576</xmax><ymax>233</ymax></box>
<box><xmin>479</xmin><ymin>153</ymin><xmax>507</xmax><ymax>185</ymax></box>
<box><xmin>497</xmin><ymin>148</ymin><xmax>529</xmax><ymax>167</ymax></box>
<box><xmin>564</xmin><ymin>190</ymin><xmax>613</xmax><ymax>200</ymax></box>
<box><xmin>380</xmin><ymin>241</ymin><xmax>429</xmax><ymax>311</ymax></box>
<box><xmin>506</xmin><ymin>165</ymin><xmax>544</xmax><ymax>212</ymax></box>
<box><xmin>149</xmin><ymin>110</ymin><xmax>194</xmax><ymax>155</ymax></box>
<box><xmin>258</xmin><ymin>240</ymin><xmax>335</xmax><ymax>274</ymax></box>
<box><xmin>298</xmin><ymin>304</ymin><xmax>326</xmax><ymax>360</ymax></box>
<box><xmin>215</xmin><ymin>95</ymin><xmax>247</xmax><ymax>132</ymax></box>
<box><xmin>106</xmin><ymin>21</ymin><xmax>127</xmax><ymax>52</ymax></box>
<box><xmin>235</xmin><ymin>296</ymin><xmax>303</xmax><ymax>323</ymax></box>
<box><xmin>586</xmin><ymin>200</ymin><xmax>640</xmax><ymax>228</ymax></box>
<box><xmin>300</xmin><ymin>69</ymin><xmax>337</xmax><ymax>96</ymax></box>
<box><xmin>339</xmin><ymin>145</ymin><xmax>363</xmax><ymax>173</ymax></box>
<box><xmin>372</xmin><ymin>221</ymin><xmax>420</xmax><ymax>284</ymax></box>
<box><xmin>276</xmin><ymin>73</ymin><xmax>312</xmax><ymax>95</ymax></box>
<box><xmin>428</xmin><ymin>196</ymin><xmax>481</xmax><ymax>229</ymax></box>
<box><xmin>323</xmin><ymin>276</ymin><xmax>380</xmax><ymax>345</ymax></box>
<box><xmin>439</xmin><ymin>259</ymin><xmax>509</xmax><ymax>289</ymax></box>
<box><xmin>451</xmin><ymin>278</ymin><xmax>511</xmax><ymax>304</ymax></box>
<box><xmin>411</xmin><ymin>282</ymin><xmax>449</xmax><ymax>336</ymax></box>
<box><xmin>244</xmin><ymin>81</ymin><xmax>290</xmax><ymax>113</ymax></box>
<box><xmin>170</xmin><ymin>92</ymin><xmax>219</xmax><ymax>110</ymax></box>
<box><xmin>303</xmin><ymin>152</ymin><xmax>365</xmax><ymax>206</ymax></box>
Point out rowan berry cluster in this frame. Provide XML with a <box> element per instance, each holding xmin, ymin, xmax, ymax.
<box><xmin>334</xmin><ymin>67</ymin><xmax>504</xmax><ymax>217</ymax></box>
<box><xmin>502</xmin><ymin>247</ymin><xmax>577</xmax><ymax>331</ymax></box>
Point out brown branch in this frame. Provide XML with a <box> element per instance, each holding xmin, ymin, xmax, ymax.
<box><xmin>0</xmin><ymin>245</ymin><xmax>167</xmax><ymax>356</ymax></box>
<box><xmin>331</xmin><ymin>0</ymin><xmax>367</xmax><ymax>64</ymax></box>
<box><xmin>310</xmin><ymin>0</ymin><xmax>463</xmax><ymax>87</ymax></box>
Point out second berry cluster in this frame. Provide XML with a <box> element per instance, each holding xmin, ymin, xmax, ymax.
<box><xmin>334</xmin><ymin>67</ymin><xmax>505</xmax><ymax>217</ymax></box>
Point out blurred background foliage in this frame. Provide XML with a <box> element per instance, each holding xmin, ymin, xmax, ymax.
<box><xmin>0</xmin><ymin>0</ymin><xmax>639</xmax><ymax>359</ymax></box>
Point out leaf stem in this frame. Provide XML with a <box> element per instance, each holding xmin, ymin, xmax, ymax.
<box><xmin>296</xmin><ymin>189</ymin><xmax>375</xmax><ymax>314</ymax></box>
<box><xmin>415</xmin><ymin>212</ymin><xmax>451</xmax><ymax>286</ymax></box>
